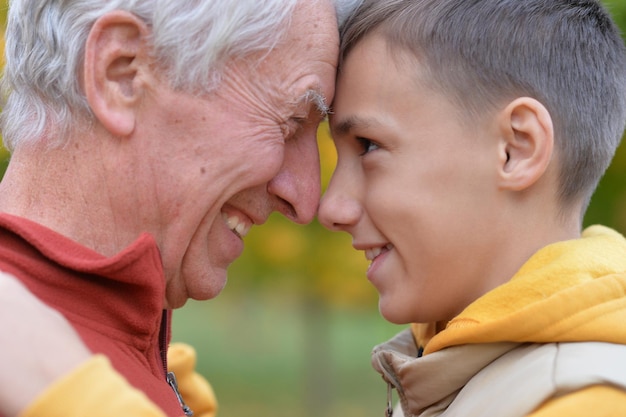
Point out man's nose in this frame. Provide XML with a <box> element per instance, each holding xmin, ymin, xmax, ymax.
<box><xmin>267</xmin><ymin>130</ymin><xmax>321</xmax><ymax>224</ymax></box>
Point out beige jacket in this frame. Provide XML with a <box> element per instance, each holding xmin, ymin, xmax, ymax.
<box><xmin>373</xmin><ymin>226</ymin><xmax>626</xmax><ymax>417</ymax></box>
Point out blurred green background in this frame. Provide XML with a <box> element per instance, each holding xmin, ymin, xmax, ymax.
<box><xmin>0</xmin><ymin>1</ymin><xmax>625</xmax><ymax>416</ymax></box>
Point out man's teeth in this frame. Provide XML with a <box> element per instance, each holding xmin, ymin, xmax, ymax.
<box><xmin>365</xmin><ymin>244</ymin><xmax>393</xmax><ymax>261</ymax></box>
<box><xmin>223</xmin><ymin>214</ymin><xmax>251</xmax><ymax>237</ymax></box>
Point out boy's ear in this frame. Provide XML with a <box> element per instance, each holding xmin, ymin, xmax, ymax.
<box><xmin>496</xmin><ymin>97</ymin><xmax>554</xmax><ymax>191</ymax></box>
<box><xmin>83</xmin><ymin>11</ymin><xmax>150</xmax><ymax>137</ymax></box>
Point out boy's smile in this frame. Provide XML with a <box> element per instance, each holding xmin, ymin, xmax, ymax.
<box><xmin>319</xmin><ymin>33</ymin><xmax>509</xmax><ymax>324</ymax></box>
<box><xmin>364</xmin><ymin>243</ymin><xmax>394</xmax><ymax>264</ymax></box>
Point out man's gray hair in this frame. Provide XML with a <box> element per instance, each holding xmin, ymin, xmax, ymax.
<box><xmin>0</xmin><ymin>0</ymin><xmax>362</xmax><ymax>151</ymax></box>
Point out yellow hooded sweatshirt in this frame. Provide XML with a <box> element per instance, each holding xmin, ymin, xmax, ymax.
<box><xmin>20</xmin><ymin>343</ymin><xmax>217</xmax><ymax>417</ymax></box>
<box><xmin>372</xmin><ymin>225</ymin><xmax>626</xmax><ymax>417</ymax></box>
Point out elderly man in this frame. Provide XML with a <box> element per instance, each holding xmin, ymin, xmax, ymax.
<box><xmin>0</xmin><ymin>0</ymin><xmax>360</xmax><ymax>416</ymax></box>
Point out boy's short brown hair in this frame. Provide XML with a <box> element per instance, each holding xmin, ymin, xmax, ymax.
<box><xmin>340</xmin><ymin>0</ymin><xmax>626</xmax><ymax>211</ymax></box>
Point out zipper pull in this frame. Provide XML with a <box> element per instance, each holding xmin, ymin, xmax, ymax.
<box><xmin>385</xmin><ymin>382</ymin><xmax>394</xmax><ymax>417</ymax></box>
<box><xmin>167</xmin><ymin>371</ymin><xmax>194</xmax><ymax>416</ymax></box>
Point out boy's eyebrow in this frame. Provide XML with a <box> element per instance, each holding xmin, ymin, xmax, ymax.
<box><xmin>332</xmin><ymin>115</ymin><xmax>377</xmax><ymax>137</ymax></box>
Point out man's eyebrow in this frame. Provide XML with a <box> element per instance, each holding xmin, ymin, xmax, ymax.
<box><xmin>299</xmin><ymin>88</ymin><xmax>330</xmax><ymax>118</ymax></box>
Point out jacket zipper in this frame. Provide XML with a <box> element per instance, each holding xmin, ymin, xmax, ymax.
<box><xmin>167</xmin><ymin>371</ymin><xmax>194</xmax><ymax>416</ymax></box>
<box><xmin>160</xmin><ymin>310</ymin><xmax>194</xmax><ymax>416</ymax></box>
<box><xmin>386</xmin><ymin>382</ymin><xmax>394</xmax><ymax>417</ymax></box>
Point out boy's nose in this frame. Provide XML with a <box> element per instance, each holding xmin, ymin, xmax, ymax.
<box><xmin>318</xmin><ymin>177</ymin><xmax>362</xmax><ymax>231</ymax></box>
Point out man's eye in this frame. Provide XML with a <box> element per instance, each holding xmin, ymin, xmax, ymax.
<box><xmin>281</xmin><ymin>117</ymin><xmax>306</xmax><ymax>139</ymax></box>
<box><xmin>356</xmin><ymin>137</ymin><xmax>379</xmax><ymax>155</ymax></box>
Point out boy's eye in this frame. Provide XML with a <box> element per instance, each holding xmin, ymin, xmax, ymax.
<box><xmin>356</xmin><ymin>137</ymin><xmax>379</xmax><ymax>155</ymax></box>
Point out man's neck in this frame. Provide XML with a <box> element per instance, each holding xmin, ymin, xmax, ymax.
<box><xmin>0</xmin><ymin>140</ymin><xmax>149</xmax><ymax>257</ymax></box>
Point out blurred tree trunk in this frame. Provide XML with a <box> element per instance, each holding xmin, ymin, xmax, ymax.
<box><xmin>301</xmin><ymin>293</ymin><xmax>334</xmax><ymax>417</ymax></box>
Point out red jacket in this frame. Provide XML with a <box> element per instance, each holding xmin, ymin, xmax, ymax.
<box><xmin>0</xmin><ymin>214</ymin><xmax>183</xmax><ymax>416</ymax></box>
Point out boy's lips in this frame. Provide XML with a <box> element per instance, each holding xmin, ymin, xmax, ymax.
<box><xmin>363</xmin><ymin>243</ymin><xmax>394</xmax><ymax>279</ymax></box>
<box><xmin>364</xmin><ymin>243</ymin><xmax>394</xmax><ymax>261</ymax></box>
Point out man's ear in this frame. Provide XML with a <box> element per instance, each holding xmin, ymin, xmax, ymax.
<box><xmin>496</xmin><ymin>97</ymin><xmax>554</xmax><ymax>191</ymax></box>
<box><xmin>83</xmin><ymin>11</ymin><xmax>149</xmax><ymax>137</ymax></box>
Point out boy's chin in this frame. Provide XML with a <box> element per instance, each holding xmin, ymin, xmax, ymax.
<box><xmin>378</xmin><ymin>300</ymin><xmax>414</xmax><ymax>325</ymax></box>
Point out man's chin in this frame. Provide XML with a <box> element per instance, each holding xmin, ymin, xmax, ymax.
<box><xmin>164</xmin><ymin>267</ymin><xmax>229</xmax><ymax>309</ymax></box>
<box><xmin>191</xmin><ymin>272</ymin><xmax>229</xmax><ymax>301</ymax></box>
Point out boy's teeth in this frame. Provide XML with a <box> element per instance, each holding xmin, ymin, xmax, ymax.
<box><xmin>364</xmin><ymin>244</ymin><xmax>394</xmax><ymax>261</ymax></box>
<box><xmin>365</xmin><ymin>247</ymin><xmax>382</xmax><ymax>261</ymax></box>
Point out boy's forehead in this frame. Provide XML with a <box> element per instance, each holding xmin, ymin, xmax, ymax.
<box><xmin>333</xmin><ymin>34</ymin><xmax>441</xmax><ymax>127</ymax></box>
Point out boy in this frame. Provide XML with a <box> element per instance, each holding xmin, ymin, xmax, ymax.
<box><xmin>318</xmin><ymin>0</ymin><xmax>626</xmax><ymax>416</ymax></box>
